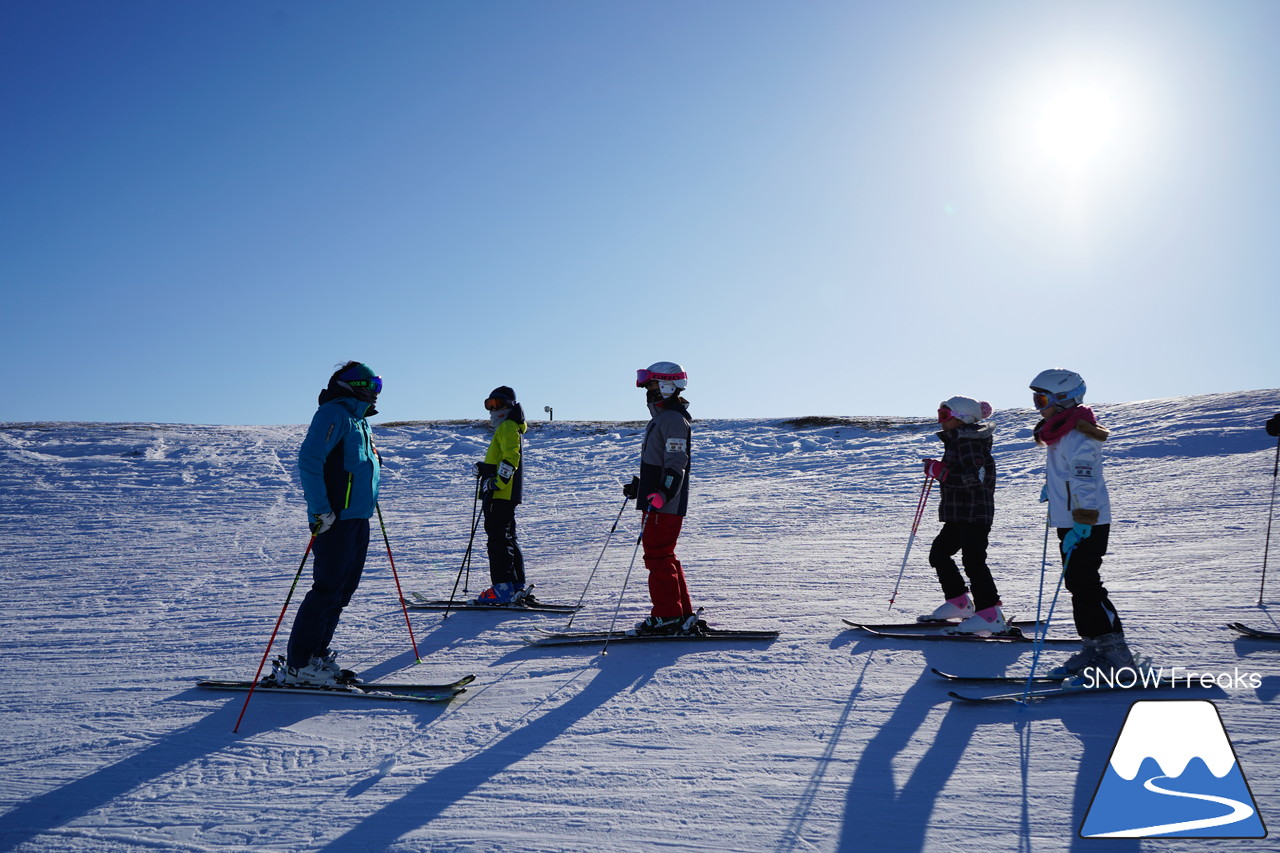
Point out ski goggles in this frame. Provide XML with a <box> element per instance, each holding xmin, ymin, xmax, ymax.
<box><xmin>1031</xmin><ymin>391</ymin><xmax>1054</xmax><ymax>409</ymax></box>
<box><xmin>937</xmin><ymin>406</ymin><xmax>957</xmax><ymax>423</ymax></box>
<box><xmin>484</xmin><ymin>395</ymin><xmax>512</xmax><ymax>411</ymax></box>
<box><xmin>345</xmin><ymin>376</ymin><xmax>382</xmax><ymax>396</ymax></box>
<box><xmin>635</xmin><ymin>368</ymin><xmax>687</xmax><ymax>387</ymax></box>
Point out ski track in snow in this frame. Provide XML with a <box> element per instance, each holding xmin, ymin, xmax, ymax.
<box><xmin>1</xmin><ymin>391</ymin><xmax>1278</xmax><ymax>852</ymax></box>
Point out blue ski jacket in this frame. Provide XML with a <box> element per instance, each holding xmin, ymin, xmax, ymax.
<box><xmin>298</xmin><ymin>393</ymin><xmax>380</xmax><ymax>521</ymax></box>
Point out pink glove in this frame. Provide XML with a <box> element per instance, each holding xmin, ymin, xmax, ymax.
<box><xmin>923</xmin><ymin>459</ymin><xmax>948</xmax><ymax>481</ymax></box>
<box><xmin>646</xmin><ymin>492</ymin><xmax>666</xmax><ymax>511</ymax></box>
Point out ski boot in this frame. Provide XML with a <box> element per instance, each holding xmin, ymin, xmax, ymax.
<box><xmin>476</xmin><ymin>583</ymin><xmax>515</xmax><ymax>605</ymax></box>
<box><xmin>679</xmin><ymin>608</ymin><xmax>709</xmax><ymax>636</ymax></box>
<box><xmin>919</xmin><ymin>593</ymin><xmax>974</xmax><ymax>623</ymax></box>
<box><xmin>944</xmin><ymin>605</ymin><xmax>1008</xmax><ymax>636</ymax></box>
<box><xmin>1065</xmin><ymin>632</ymin><xmax>1141</xmax><ymax>688</ymax></box>
<box><xmin>275</xmin><ymin>656</ymin><xmax>343</xmax><ymax>687</ymax></box>
<box><xmin>631</xmin><ymin>615</ymin><xmax>685</xmax><ymax>635</ymax></box>
<box><xmin>512</xmin><ymin>585</ymin><xmax>541</xmax><ymax>606</ymax></box>
<box><xmin>1046</xmin><ymin>637</ymin><xmax>1100</xmax><ymax>679</ymax></box>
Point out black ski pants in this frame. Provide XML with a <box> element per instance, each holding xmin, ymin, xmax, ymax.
<box><xmin>928</xmin><ymin>521</ymin><xmax>1001</xmax><ymax>611</ymax></box>
<box><xmin>287</xmin><ymin>517</ymin><xmax>369</xmax><ymax>668</ymax></box>
<box><xmin>483</xmin><ymin>498</ymin><xmax>525</xmax><ymax>588</ymax></box>
<box><xmin>1057</xmin><ymin>523</ymin><xmax>1123</xmax><ymax>639</ymax></box>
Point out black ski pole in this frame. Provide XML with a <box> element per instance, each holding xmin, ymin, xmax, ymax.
<box><xmin>1260</xmin><ymin>437</ymin><xmax>1280</xmax><ymax>605</ymax></box>
<box><xmin>444</xmin><ymin>474</ymin><xmax>483</xmax><ymax>620</ymax></box>
<box><xmin>566</xmin><ymin>492</ymin><xmax>633</xmax><ymax>630</ymax></box>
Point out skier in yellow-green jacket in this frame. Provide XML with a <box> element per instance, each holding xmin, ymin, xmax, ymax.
<box><xmin>475</xmin><ymin>386</ymin><xmax>532</xmax><ymax>604</ymax></box>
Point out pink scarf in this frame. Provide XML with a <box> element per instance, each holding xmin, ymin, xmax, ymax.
<box><xmin>1034</xmin><ymin>405</ymin><xmax>1097</xmax><ymax>446</ymax></box>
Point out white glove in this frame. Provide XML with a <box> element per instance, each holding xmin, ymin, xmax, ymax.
<box><xmin>310</xmin><ymin>511</ymin><xmax>336</xmax><ymax>536</ymax></box>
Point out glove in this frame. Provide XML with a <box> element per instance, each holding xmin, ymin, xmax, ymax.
<box><xmin>1267</xmin><ymin>413</ymin><xmax>1280</xmax><ymax>437</ymax></box>
<box><xmin>479</xmin><ymin>477</ymin><xmax>497</xmax><ymax>497</ymax></box>
<box><xmin>1039</xmin><ymin>484</ymin><xmax>1049</xmax><ymax>503</ymax></box>
<box><xmin>645</xmin><ymin>492</ymin><xmax>666</xmax><ymax>511</ymax></box>
<box><xmin>1062</xmin><ymin>521</ymin><xmax>1092</xmax><ymax>557</ymax></box>
<box><xmin>310</xmin><ymin>511</ymin><xmax>336</xmax><ymax>536</ymax></box>
<box><xmin>622</xmin><ymin>476</ymin><xmax>640</xmax><ymax>499</ymax></box>
<box><xmin>922</xmin><ymin>458</ymin><xmax>947</xmax><ymax>481</ymax></box>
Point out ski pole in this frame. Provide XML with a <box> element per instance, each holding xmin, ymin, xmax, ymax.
<box><xmin>1020</xmin><ymin>534</ymin><xmax>1072</xmax><ymax>705</ymax></box>
<box><xmin>1031</xmin><ymin>507</ymin><xmax>1052</xmax><ymax>635</ymax></box>
<box><xmin>566</xmin><ymin>494</ymin><xmax>632</xmax><ymax>630</ymax></box>
<box><xmin>1259</xmin><ymin>438</ymin><xmax>1280</xmax><ymax>605</ymax></box>
<box><xmin>443</xmin><ymin>474</ymin><xmax>483</xmax><ymax>620</ymax></box>
<box><xmin>234</xmin><ymin>536</ymin><xmax>314</xmax><ymax>733</ymax></box>
<box><xmin>602</xmin><ymin>509</ymin><xmax>649</xmax><ymax>655</ymax></box>
<box><xmin>376</xmin><ymin>503</ymin><xmax>422</xmax><ymax>663</ymax></box>
<box><xmin>888</xmin><ymin>474</ymin><xmax>935</xmax><ymax>610</ymax></box>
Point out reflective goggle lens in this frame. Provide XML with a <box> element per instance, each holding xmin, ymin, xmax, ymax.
<box><xmin>636</xmin><ymin>368</ymin><xmax>688</xmax><ymax>387</ymax></box>
<box><xmin>937</xmin><ymin>407</ymin><xmax>954</xmax><ymax>423</ymax></box>
<box><xmin>1032</xmin><ymin>391</ymin><xmax>1052</xmax><ymax>409</ymax></box>
<box><xmin>484</xmin><ymin>396</ymin><xmax>508</xmax><ymax>411</ymax></box>
<box><xmin>347</xmin><ymin>376</ymin><xmax>382</xmax><ymax>395</ymax></box>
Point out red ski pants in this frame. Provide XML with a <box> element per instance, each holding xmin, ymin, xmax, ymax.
<box><xmin>642</xmin><ymin>511</ymin><xmax>693</xmax><ymax>618</ymax></box>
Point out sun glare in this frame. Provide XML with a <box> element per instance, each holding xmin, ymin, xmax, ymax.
<box><xmin>985</xmin><ymin>53</ymin><xmax>1159</xmax><ymax>249</ymax></box>
<box><xmin>999</xmin><ymin>56</ymin><xmax>1153</xmax><ymax>188</ymax></box>
<box><xmin>1032</xmin><ymin>81</ymin><xmax>1123</xmax><ymax>172</ymax></box>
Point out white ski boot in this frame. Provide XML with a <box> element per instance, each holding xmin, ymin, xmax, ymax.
<box><xmin>945</xmin><ymin>605</ymin><xmax>1007</xmax><ymax>636</ymax></box>
<box><xmin>1046</xmin><ymin>637</ymin><xmax>1099</xmax><ymax>679</ymax></box>
<box><xmin>276</xmin><ymin>656</ymin><xmax>342</xmax><ymax>687</ymax></box>
<box><xmin>919</xmin><ymin>594</ymin><xmax>974</xmax><ymax>623</ymax></box>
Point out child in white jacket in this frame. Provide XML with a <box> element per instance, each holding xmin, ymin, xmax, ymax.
<box><xmin>1029</xmin><ymin>368</ymin><xmax>1136</xmax><ymax>679</ymax></box>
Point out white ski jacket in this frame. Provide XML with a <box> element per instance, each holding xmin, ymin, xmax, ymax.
<box><xmin>1043</xmin><ymin>421</ymin><xmax>1112</xmax><ymax>528</ymax></box>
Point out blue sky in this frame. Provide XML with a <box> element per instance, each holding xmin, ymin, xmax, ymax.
<box><xmin>3</xmin><ymin>1</ymin><xmax>1276</xmax><ymax>425</ymax></box>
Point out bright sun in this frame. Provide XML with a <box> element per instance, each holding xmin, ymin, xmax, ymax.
<box><xmin>1031</xmin><ymin>81</ymin><xmax>1123</xmax><ymax>172</ymax></box>
<box><xmin>992</xmin><ymin>56</ymin><xmax>1154</xmax><ymax>216</ymax></box>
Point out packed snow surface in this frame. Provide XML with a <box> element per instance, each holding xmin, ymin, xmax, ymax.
<box><xmin>2</xmin><ymin>389</ymin><xmax>1278</xmax><ymax>852</ymax></box>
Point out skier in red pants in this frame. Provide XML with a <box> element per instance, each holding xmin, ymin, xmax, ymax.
<box><xmin>625</xmin><ymin>361</ymin><xmax>701</xmax><ymax>635</ymax></box>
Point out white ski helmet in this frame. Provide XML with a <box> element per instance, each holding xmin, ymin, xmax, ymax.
<box><xmin>636</xmin><ymin>361</ymin><xmax>688</xmax><ymax>398</ymax></box>
<box><xmin>1029</xmin><ymin>368</ymin><xmax>1086</xmax><ymax>408</ymax></box>
<box><xmin>940</xmin><ymin>395</ymin><xmax>992</xmax><ymax>425</ymax></box>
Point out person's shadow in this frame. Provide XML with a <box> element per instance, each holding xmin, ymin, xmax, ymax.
<box><xmin>0</xmin><ymin>684</ymin><xmax>434</xmax><ymax>853</ymax></box>
<box><xmin>315</xmin><ymin>641</ymin><xmax>687</xmax><ymax>852</ymax></box>
<box><xmin>826</xmin><ymin>636</ymin><xmax>1027</xmax><ymax>851</ymax></box>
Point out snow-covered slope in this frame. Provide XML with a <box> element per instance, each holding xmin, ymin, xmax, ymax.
<box><xmin>2</xmin><ymin>389</ymin><xmax>1278</xmax><ymax>852</ymax></box>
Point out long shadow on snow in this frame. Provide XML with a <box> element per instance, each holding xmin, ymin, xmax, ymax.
<box><xmin>832</xmin><ymin>636</ymin><xmax>1027</xmax><ymax>852</ymax></box>
<box><xmin>315</xmin><ymin>642</ymin><xmax>693</xmax><ymax>852</ymax></box>
<box><xmin>0</xmin><ymin>685</ymin><xmax>448</xmax><ymax>852</ymax></box>
<box><xmin>844</xmin><ymin>634</ymin><xmax>1144</xmax><ymax>853</ymax></box>
<box><xmin>355</xmin><ymin>606</ymin><xmax>539</xmax><ymax>681</ymax></box>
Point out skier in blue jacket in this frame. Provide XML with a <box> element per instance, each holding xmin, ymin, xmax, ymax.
<box><xmin>276</xmin><ymin>361</ymin><xmax>382</xmax><ymax>686</ymax></box>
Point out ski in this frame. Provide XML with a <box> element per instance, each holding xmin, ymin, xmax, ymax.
<box><xmin>527</xmin><ymin>627</ymin><xmax>779</xmax><ymax>647</ymax></box>
<box><xmin>930</xmin><ymin>667</ymin><xmax>1064</xmax><ymax>685</ymax></box>
<box><xmin>407</xmin><ymin>590</ymin><xmax>581</xmax><ymax>614</ymax></box>
<box><xmin>844</xmin><ymin>622</ymin><xmax>1077</xmax><ymax>644</ymax></box>
<box><xmin>847</xmin><ymin>618</ymin><xmax>1043</xmax><ymax>632</ymax></box>
<box><xmin>949</xmin><ymin>678</ymin><xmax>1204</xmax><ymax>704</ymax></box>
<box><xmin>1228</xmin><ymin>622</ymin><xmax>1280</xmax><ymax>640</ymax></box>
<box><xmin>198</xmin><ymin>674</ymin><xmax>475</xmax><ymax>703</ymax></box>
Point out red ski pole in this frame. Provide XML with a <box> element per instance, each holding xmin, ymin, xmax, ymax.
<box><xmin>233</xmin><ymin>536</ymin><xmax>314</xmax><ymax>733</ymax></box>
<box><xmin>377</xmin><ymin>503</ymin><xmax>422</xmax><ymax>663</ymax></box>
<box><xmin>888</xmin><ymin>474</ymin><xmax>934</xmax><ymax>609</ymax></box>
